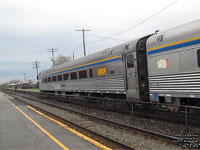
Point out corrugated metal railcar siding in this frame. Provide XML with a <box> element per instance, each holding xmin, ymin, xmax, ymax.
<box><xmin>149</xmin><ymin>72</ymin><xmax>200</xmax><ymax>93</ymax></box>
<box><xmin>63</xmin><ymin>76</ymin><xmax>125</xmax><ymax>92</ymax></box>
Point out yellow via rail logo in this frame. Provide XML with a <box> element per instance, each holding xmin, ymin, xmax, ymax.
<box><xmin>98</xmin><ymin>68</ymin><xmax>107</xmax><ymax>76</ymax></box>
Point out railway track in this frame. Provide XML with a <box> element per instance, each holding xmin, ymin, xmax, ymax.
<box><xmin>3</xmin><ymin>90</ymin><xmax>184</xmax><ymax>149</ymax></box>
<box><xmin>4</xmin><ymin>88</ymin><xmax>200</xmax><ymax>128</ymax></box>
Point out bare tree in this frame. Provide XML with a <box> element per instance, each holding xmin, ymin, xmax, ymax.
<box><xmin>54</xmin><ymin>54</ymin><xmax>71</xmax><ymax>66</ymax></box>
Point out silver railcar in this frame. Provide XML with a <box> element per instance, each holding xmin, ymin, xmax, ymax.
<box><xmin>39</xmin><ymin>19</ymin><xmax>200</xmax><ymax>109</ymax></box>
<box><xmin>39</xmin><ymin>36</ymin><xmax>150</xmax><ymax>101</ymax></box>
<box><xmin>147</xmin><ymin>19</ymin><xmax>200</xmax><ymax>109</ymax></box>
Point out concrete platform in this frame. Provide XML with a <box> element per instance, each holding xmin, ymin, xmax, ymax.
<box><xmin>0</xmin><ymin>92</ymin><xmax>103</xmax><ymax>150</ymax></box>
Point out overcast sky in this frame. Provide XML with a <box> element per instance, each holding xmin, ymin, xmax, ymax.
<box><xmin>0</xmin><ymin>0</ymin><xmax>200</xmax><ymax>83</ymax></box>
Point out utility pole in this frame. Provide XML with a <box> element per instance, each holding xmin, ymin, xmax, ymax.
<box><xmin>22</xmin><ymin>73</ymin><xmax>27</xmax><ymax>83</ymax></box>
<box><xmin>48</xmin><ymin>48</ymin><xmax>58</xmax><ymax>65</ymax></box>
<box><xmin>32</xmin><ymin>60</ymin><xmax>40</xmax><ymax>80</ymax></box>
<box><xmin>76</xmin><ymin>29</ymin><xmax>90</xmax><ymax>56</ymax></box>
<box><xmin>72</xmin><ymin>52</ymin><xmax>74</xmax><ymax>61</ymax></box>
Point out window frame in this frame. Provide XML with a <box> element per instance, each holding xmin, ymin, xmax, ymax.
<box><xmin>110</xmin><ymin>70</ymin><xmax>115</xmax><ymax>74</ymax></box>
<box><xmin>48</xmin><ymin>77</ymin><xmax>51</xmax><ymax>82</ymax></box>
<box><xmin>57</xmin><ymin>74</ymin><xmax>63</xmax><ymax>81</ymax></box>
<box><xmin>52</xmin><ymin>76</ymin><xmax>57</xmax><ymax>82</ymax></box>
<box><xmin>89</xmin><ymin>69</ymin><xmax>93</xmax><ymax>78</ymax></box>
<box><xmin>70</xmin><ymin>72</ymin><xmax>77</xmax><ymax>80</ymax></box>
<box><xmin>63</xmin><ymin>73</ymin><xmax>69</xmax><ymax>80</ymax></box>
<box><xmin>126</xmin><ymin>54</ymin><xmax>134</xmax><ymax>68</ymax></box>
<box><xmin>79</xmin><ymin>70</ymin><xmax>87</xmax><ymax>79</ymax></box>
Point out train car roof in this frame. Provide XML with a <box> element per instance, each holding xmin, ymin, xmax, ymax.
<box><xmin>147</xmin><ymin>19</ymin><xmax>200</xmax><ymax>50</ymax></box>
<box><xmin>39</xmin><ymin>37</ymin><xmax>141</xmax><ymax>76</ymax></box>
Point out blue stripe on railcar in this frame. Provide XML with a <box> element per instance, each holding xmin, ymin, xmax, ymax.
<box><xmin>148</xmin><ymin>39</ymin><xmax>200</xmax><ymax>55</ymax></box>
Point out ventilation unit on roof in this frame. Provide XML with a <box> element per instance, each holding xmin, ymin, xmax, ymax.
<box><xmin>156</xmin><ymin>34</ymin><xmax>164</xmax><ymax>43</ymax></box>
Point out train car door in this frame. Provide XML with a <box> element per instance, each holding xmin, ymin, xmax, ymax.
<box><xmin>124</xmin><ymin>53</ymin><xmax>138</xmax><ymax>100</ymax></box>
<box><xmin>124</xmin><ymin>35</ymin><xmax>151</xmax><ymax>101</ymax></box>
<box><xmin>135</xmin><ymin>35</ymin><xmax>151</xmax><ymax>101</ymax></box>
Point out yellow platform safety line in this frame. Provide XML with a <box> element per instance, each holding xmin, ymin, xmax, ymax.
<box><xmin>27</xmin><ymin>105</ymin><xmax>112</xmax><ymax>150</ymax></box>
<box><xmin>41</xmin><ymin>55</ymin><xmax>122</xmax><ymax>77</ymax></box>
<box><xmin>6</xmin><ymin>98</ymin><xmax>69</xmax><ymax>150</ymax></box>
<box><xmin>148</xmin><ymin>36</ymin><xmax>200</xmax><ymax>52</ymax></box>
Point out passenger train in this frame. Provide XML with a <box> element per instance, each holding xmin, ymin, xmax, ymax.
<box><xmin>39</xmin><ymin>19</ymin><xmax>200</xmax><ymax>112</ymax></box>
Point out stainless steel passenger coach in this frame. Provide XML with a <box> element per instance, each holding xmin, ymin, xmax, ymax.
<box><xmin>39</xmin><ymin>36</ymin><xmax>150</xmax><ymax>101</ymax></box>
<box><xmin>147</xmin><ymin>20</ymin><xmax>200</xmax><ymax>108</ymax></box>
<box><xmin>39</xmin><ymin>19</ymin><xmax>200</xmax><ymax>109</ymax></box>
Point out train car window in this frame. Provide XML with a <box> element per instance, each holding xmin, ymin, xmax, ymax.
<box><xmin>127</xmin><ymin>55</ymin><xmax>134</xmax><ymax>68</ymax></box>
<box><xmin>52</xmin><ymin>76</ymin><xmax>57</xmax><ymax>82</ymax></box>
<box><xmin>58</xmin><ymin>75</ymin><xmax>63</xmax><ymax>81</ymax></box>
<box><xmin>70</xmin><ymin>72</ymin><xmax>77</xmax><ymax>80</ymax></box>
<box><xmin>110</xmin><ymin>71</ymin><xmax>115</xmax><ymax>74</ymax></box>
<box><xmin>197</xmin><ymin>49</ymin><xmax>200</xmax><ymax>67</ymax></box>
<box><xmin>42</xmin><ymin>78</ymin><xmax>45</xmax><ymax>83</ymax></box>
<box><xmin>79</xmin><ymin>70</ymin><xmax>87</xmax><ymax>78</ymax></box>
<box><xmin>48</xmin><ymin>77</ymin><xmax>51</xmax><ymax>82</ymax></box>
<box><xmin>89</xmin><ymin>69</ymin><xmax>93</xmax><ymax>78</ymax></box>
<box><xmin>45</xmin><ymin>78</ymin><xmax>48</xmax><ymax>83</ymax></box>
<box><xmin>63</xmin><ymin>74</ymin><xmax>69</xmax><ymax>80</ymax></box>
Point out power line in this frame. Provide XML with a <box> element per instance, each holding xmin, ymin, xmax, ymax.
<box><xmin>40</xmin><ymin>62</ymin><xmax>52</xmax><ymax>71</ymax></box>
<box><xmin>85</xmin><ymin>33</ymin><xmax>128</xmax><ymax>42</ymax></box>
<box><xmin>76</xmin><ymin>29</ymin><xmax>91</xmax><ymax>56</ymax></box>
<box><xmin>66</xmin><ymin>44</ymin><xmax>83</xmax><ymax>59</ymax></box>
<box><xmin>71</xmin><ymin>44</ymin><xmax>82</xmax><ymax>54</ymax></box>
<box><xmin>44</xmin><ymin>0</ymin><xmax>179</xmax><ymax>65</ymax></box>
<box><xmin>66</xmin><ymin>32</ymin><xmax>126</xmax><ymax>59</ymax></box>
<box><xmin>65</xmin><ymin>0</ymin><xmax>179</xmax><ymax>60</ymax></box>
<box><xmin>32</xmin><ymin>60</ymin><xmax>40</xmax><ymax>80</ymax></box>
<box><xmin>86</xmin><ymin>0</ymin><xmax>180</xmax><ymax>44</ymax></box>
